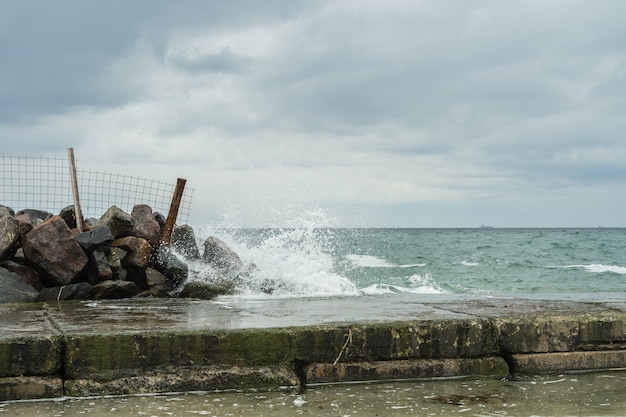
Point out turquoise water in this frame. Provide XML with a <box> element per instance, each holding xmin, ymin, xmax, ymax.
<box><xmin>191</xmin><ymin>227</ymin><xmax>626</xmax><ymax>298</ymax></box>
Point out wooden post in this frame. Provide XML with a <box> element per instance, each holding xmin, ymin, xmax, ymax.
<box><xmin>67</xmin><ymin>147</ymin><xmax>84</xmax><ymax>232</ymax></box>
<box><xmin>160</xmin><ymin>178</ymin><xmax>187</xmax><ymax>247</ymax></box>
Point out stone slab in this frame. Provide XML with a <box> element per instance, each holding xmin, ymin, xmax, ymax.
<box><xmin>510</xmin><ymin>350</ymin><xmax>626</xmax><ymax>374</ymax></box>
<box><xmin>304</xmin><ymin>357</ymin><xmax>509</xmax><ymax>384</ymax></box>
<box><xmin>0</xmin><ymin>376</ymin><xmax>63</xmax><ymax>401</ymax></box>
<box><xmin>64</xmin><ymin>365</ymin><xmax>299</xmax><ymax>397</ymax></box>
<box><xmin>0</xmin><ymin>303</ymin><xmax>62</xmax><ymax>378</ymax></box>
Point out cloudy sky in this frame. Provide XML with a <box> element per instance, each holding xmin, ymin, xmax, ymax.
<box><xmin>1</xmin><ymin>1</ymin><xmax>625</xmax><ymax>227</ymax></box>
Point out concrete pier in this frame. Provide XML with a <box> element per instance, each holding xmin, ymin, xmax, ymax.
<box><xmin>1</xmin><ymin>293</ymin><xmax>626</xmax><ymax>401</ymax></box>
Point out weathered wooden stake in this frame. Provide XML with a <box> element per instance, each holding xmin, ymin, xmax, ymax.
<box><xmin>67</xmin><ymin>147</ymin><xmax>84</xmax><ymax>232</ymax></box>
<box><xmin>160</xmin><ymin>177</ymin><xmax>187</xmax><ymax>247</ymax></box>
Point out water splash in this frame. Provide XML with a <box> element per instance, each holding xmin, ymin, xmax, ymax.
<box><xmin>192</xmin><ymin>209</ymin><xmax>359</xmax><ymax>298</ymax></box>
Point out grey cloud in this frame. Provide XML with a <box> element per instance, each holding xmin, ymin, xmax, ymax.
<box><xmin>1</xmin><ymin>0</ymin><xmax>625</xmax><ymax>226</ymax></box>
<box><xmin>0</xmin><ymin>0</ymin><xmax>320</xmax><ymax>121</ymax></box>
<box><xmin>166</xmin><ymin>47</ymin><xmax>249</xmax><ymax>73</ymax></box>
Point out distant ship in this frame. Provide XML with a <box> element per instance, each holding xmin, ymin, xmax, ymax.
<box><xmin>480</xmin><ymin>225</ymin><xmax>494</xmax><ymax>229</ymax></box>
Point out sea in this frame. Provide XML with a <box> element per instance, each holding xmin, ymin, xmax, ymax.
<box><xmin>4</xmin><ymin>226</ymin><xmax>626</xmax><ymax>416</ymax></box>
<box><xmin>188</xmin><ymin>226</ymin><xmax>626</xmax><ymax>298</ymax></box>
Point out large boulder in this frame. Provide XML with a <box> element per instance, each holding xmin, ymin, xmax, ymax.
<box><xmin>0</xmin><ymin>260</ymin><xmax>43</xmax><ymax>291</ymax></box>
<box><xmin>111</xmin><ymin>236</ymin><xmax>153</xmax><ymax>268</ymax></box>
<box><xmin>21</xmin><ymin>216</ymin><xmax>88</xmax><ymax>285</ymax></box>
<box><xmin>0</xmin><ymin>215</ymin><xmax>19</xmax><ymax>260</ymax></box>
<box><xmin>0</xmin><ymin>205</ymin><xmax>15</xmax><ymax>218</ymax></box>
<box><xmin>90</xmin><ymin>206</ymin><xmax>135</xmax><ymax>239</ymax></box>
<box><xmin>75</xmin><ymin>227</ymin><xmax>114</xmax><ymax>253</ymax></box>
<box><xmin>16</xmin><ymin>209</ymin><xmax>53</xmax><ymax>223</ymax></box>
<box><xmin>85</xmin><ymin>250</ymin><xmax>114</xmax><ymax>285</ymax></box>
<box><xmin>172</xmin><ymin>224</ymin><xmax>201</xmax><ymax>260</ymax></box>
<box><xmin>202</xmin><ymin>236</ymin><xmax>243</xmax><ymax>275</ymax></box>
<box><xmin>178</xmin><ymin>280</ymin><xmax>234</xmax><ymax>300</ymax></box>
<box><xmin>131</xmin><ymin>205</ymin><xmax>161</xmax><ymax>247</ymax></box>
<box><xmin>36</xmin><ymin>282</ymin><xmax>94</xmax><ymax>302</ymax></box>
<box><xmin>145</xmin><ymin>267</ymin><xmax>174</xmax><ymax>297</ymax></box>
<box><xmin>155</xmin><ymin>245</ymin><xmax>188</xmax><ymax>286</ymax></box>
<box><xmin>15</xmin><ymin>213</ymin><xmax>37</xmax><ymax>236</ymax></box>
<box><xmin>93</xmin><ymin>280</ymin><xmax>139</xmax><ymax>300</ymax></box>
<box><xmin>59</xmin><ymin>205</ymin><xmax>79</xmax><ymax>230</ymax></box>
<box><xmin>0</xmin><ymin>267</ymin><xmax>38</xmax><ymax>303</ymax></box>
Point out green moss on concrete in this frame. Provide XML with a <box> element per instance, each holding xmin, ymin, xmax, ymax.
<box><xmin>293</xmin><ymin>326</ymin><xmax>353</xmax><ymax>362</ymax></box>
<box><xmin>498</xmin><ymin>316</ymin><xmax>581</xmax><ymax>354</ymax></box>
<box><xmin>0</xmin><ymin>336</ymin><xmax>63</xmax><ymax>377</ymax></box>
<box><xmin>65</xmin><ymin>328</ymin><xmax>298</xmax><ymax>379</ymax></box>
<box><xmin>578</xmin><ymin>314</ymin><xmax>626</xmax><ymax>346</ymax></box>
<box><xmin>362</xmin><ymin>320</ymin><xmax>498</xmax><ymax>361</ymax></box>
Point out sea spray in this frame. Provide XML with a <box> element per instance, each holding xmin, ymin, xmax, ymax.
<box><xmin>182</xmin><ymin>226</ymin><xmax>626</xmax><ymax>297</ymax></box>
<box><xmin>190</xmin><ymin>209</ymin><xmax>359</xmax><ymax>297</ymax></box>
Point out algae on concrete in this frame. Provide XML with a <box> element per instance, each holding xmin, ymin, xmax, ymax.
<box><xmin>0</xmin><ymin>335</ymin><xmax>63</xmax><ymax>377</ymax></box>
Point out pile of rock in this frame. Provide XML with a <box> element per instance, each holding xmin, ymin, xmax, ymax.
<box><xmin>0</xmin><ymin>204</ymin><xmax>245</xmax><ymax>304</ymax></box>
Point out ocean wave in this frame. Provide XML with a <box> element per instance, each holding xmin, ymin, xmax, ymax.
<box><xmin>190</xmin><ymin>225</ymin><xmax>360</xmax><ymax>298</ymax></box>
<box><xmin>346</xmin><ymin>254</ymin><xmax>427</xmax><ymax>268</ymax></box>
<box><xmin>359</xmin><ymin>283</ymin><xmax>445</xmax><ymax>295</ymax></box>
<box><xmin>549</xmin><ymin>264</ymin><xmax>626</xmax><ymax>274</ymax></box>
<box><xmin>460</xmin><ymin>260</ymin><xmax>480</xmax><ymax>266</ymax></box>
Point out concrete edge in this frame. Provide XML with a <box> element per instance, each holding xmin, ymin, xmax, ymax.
<box><xmin>510</xmin><ymin>350</ymin><xmax>626</xmax><ymax>374</ymax></box>
<box><xmin>3</xmin><ymin>309</ymin><xmax>626</xmax><ymax>399</ymax></box>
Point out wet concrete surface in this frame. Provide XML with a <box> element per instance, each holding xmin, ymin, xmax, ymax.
<box><xmin>1</xmin><ymin>292</ymin><xmax>626</xmax><ymax>335</ymax></box>
<box><xmin>2</xmin><ymin>293</ymin><xmax>626</xmax><ymax>400</ymax></box>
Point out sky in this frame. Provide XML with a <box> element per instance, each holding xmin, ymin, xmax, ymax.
<box><xmin>1</xmin><ymin>0</ymin><xmax>625</xmax><ymax>228</ymax></box>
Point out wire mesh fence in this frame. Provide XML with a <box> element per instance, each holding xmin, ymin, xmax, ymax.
<box><xmin>0</xmin><ymin>155</ymin><xmax>193</xmax><ymax>223</ymax></box>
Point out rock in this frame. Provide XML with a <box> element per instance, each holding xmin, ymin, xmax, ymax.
<box><xmin>202</xmin><ymin>236</ymin><xmax>243</xmax><ymax>275</ymax></box>
<box><xmin>172</xmin><ymin>224</ymin><xmax>201</xmax><ymax>260</ymax></box>
<box><xmin>85</xmin><ymin>250</ymin><xmax>114</xmax><ymax>284</ymax></box>
<box><xmin>155</xmin><ymin>245</ymin><xmax>188</xmax><ymax>286</ymax></box>
<box><xmin>145</xmin><ymin>267</ymin><xmax>174</xmax><ymax>297</ymax></box>
<box><xmin>15</xmin><ymin>213</ymin><xmax>38</xmax><ymax>236</ymax></box>
<box><xmin>93</xmin><ymin>280</ymin><xmax>140</xmax><ymax>300</ymax></box>
<box><xmin>35</xmin><ymin>282</ymin><xmax>94</xmax><ymax>302</ymax></box>
<box><xmin>0</xmin><ymin>267</ymin><xmax>38</xmax><ymax>303</ymax></box>
<box><xmin>94</xmin><ymin>206</ymin><xmax>135</xmax><ymax>239</ymax></box>
<box><xmin>0</xmin><ymin>215</ymin><xmax>19</xmax><ymax>260</ymax></box>
<box><xmin>107</xmin><ymin>250</ymin><xmax>123</xmax><ymax>279</ymax></box>
<box><xmin>0</xmin><ymin>205</ymin><xmax>15</xmax><ymax>218</ymax></box>
<box><xmin>123</xmin><ymin>264</ymin><xmax>146</xmax><ymax>288</ymax></box>
<box><xmin>59</xmin><ymin>205</ymin><xmax>80</xmax><ymax>230</ymax></box>
<box><xmin>75</xmin><ymin>227</ymin><xmax>114</xmax><ymax>253</ymax></box>
<box><xmin>0</xmin><ymin>260</ymin><xmax>43</xmax><ymax>291</ymax></box>
<box><xmin>111</xmin><ymin>236</ymin><xmax>152</xmax><ymax>268</ymax></box>
<box><xmin>16</xmin><ymin>209</ymin><xmax>53</xmax><ymax>223</ymax></box>
<box><xmin>154</xmin><ymin>212</ymin><xmax>166</xmax><ymax>230</ymax></box>
<box><xmin>21</xmin><ymin>216</ymin><xmax>88</xmax><ymax>286</ymax></box>
<box><xmin>131</xmin><ymin>205</ymin><xmax>161</xmax><ymax>247</ymax></box>
<box><xmin>178</xmin><ymin>280</ymin><xmax>234</xmax><ymax>300</ymax></box>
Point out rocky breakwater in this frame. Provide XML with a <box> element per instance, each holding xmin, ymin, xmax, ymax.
<box><xmin>0</xmin><ymin>204</ymin><xmax>244</xmax><ymax>304</ymax></box>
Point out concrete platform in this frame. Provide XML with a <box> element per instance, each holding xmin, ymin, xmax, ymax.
<box><xmin>1</xmin><ymin>293</ymin><xmax>626</xmax><ymax>400</ymax></box>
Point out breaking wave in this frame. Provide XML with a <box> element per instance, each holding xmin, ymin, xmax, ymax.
<box><xmin>550</xmin><ymin>264</ymin><xmax>626</xmax><ymax>274</ymax></box>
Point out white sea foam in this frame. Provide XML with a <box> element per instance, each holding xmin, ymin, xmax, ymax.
<box><xmin>360</xmin><ymin>283</ymin><xmax>444</xmax><ymax>295</ymax></box>
<box><xmin>192</xmin><ymin>212</ymin><xmax>359</xmax><ymax>298</ymax></box>
<box><xmin>360</xmin><ymin>273</ymin><xmax>445</xmax><ymax>295</ymax></box>
<box><xmin>460</xmin><ymin>260</ymin><xmax>480</xmax><ymax>266</ymax></box>
<box><xmin>551</xmin><ymin>264</ymin><xmax>626</xmax><ymax>274</ymax></box>
<box><xmin>346</xmin><ymin>254</ymin><xmax>394</xmax><ymax>268</ymax></box>
<box><xmin>346</xmin><ymin>254</ymin><xmax>426</xmax><ymax>268</ymax></box>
